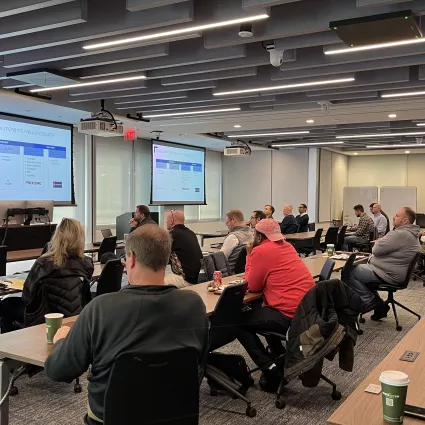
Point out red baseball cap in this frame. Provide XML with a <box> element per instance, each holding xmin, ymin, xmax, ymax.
<box><xmin>255</xmin><ymin>218</ymin><xmax>285</xmax><ymax>242</ymax></box>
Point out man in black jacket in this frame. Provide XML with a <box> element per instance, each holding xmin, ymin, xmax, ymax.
<box><xmin>280</xmin><ymin>205</ymin><xmax>298</xmax><ymax>234</ymax></box>
<box><xmin>296</xmin><ymin>204</ymin><xmax>309</xmax><ymax>233</ymax></box>
<box><xmin>129</xmin><ymin>205</ymin><xmax>157</xmax><ymax>232</ymax></box>
<box><xmin>166</xmin><ymin>209</ymin><xmax>203</xmax><ymax>285</ymax></box>
<box><xmin>45</xmin><ymin>225</ymin><xmax>209</xmax><ymax>424</ymax></box>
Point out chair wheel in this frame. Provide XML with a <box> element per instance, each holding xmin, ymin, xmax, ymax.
<box><xmin>9</xmin><ymin>386</ymin><xmax>18</xmax><ymax>396</ymax></box>
<box><xmin>246</xmin><ymin>407</ymin><xmax>257</xmax><ymax>418</ymax></box>
<box><xmin>396</xmin><ymin>325</ymin><xmax>402</xmax><ymax>331</ymax></box>
<box><xmin>275</xmin><ymin>398</ymin><xmax>286</xmax><ymax>409</ymax></box>
<box><xmin>74</xmin><ymin>383</ymin><xmax>82</xmax><ymax>393</ymax></box>
<box><xmin>332</xmin><ymin>390</ymin><xmax>342</xmax><ymax>401</ymax></box>
<box><xmin>359</xmin><ymin>318</ymin><xmax>366</xmax><ymax>324</ymax></box>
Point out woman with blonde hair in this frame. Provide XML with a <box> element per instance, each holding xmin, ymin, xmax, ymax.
<box><xmin>0</xmin><ymin>218</ymin><xmax>94</xmax><ymax>332</ymax></box>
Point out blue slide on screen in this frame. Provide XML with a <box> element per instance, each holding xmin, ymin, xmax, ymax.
<box><xmin>0</xmin><ymin>114</ymin><xmax>73</xmax><ymax>204</ymax></box>
<box><xmin>151</xmin><ymin>140</ymin><xmax>206</xmax><ymax>205</ymax></box>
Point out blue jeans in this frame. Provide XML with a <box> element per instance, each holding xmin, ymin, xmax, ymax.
<box><xmin>345</xmin><ymin>264</ymin><xmax>384</xmax><ymax>313</ymax></box>
<box><xmin>342</xmin><ymin>235</ymin><xmax>369</xmax><ymax>252</ymax></box>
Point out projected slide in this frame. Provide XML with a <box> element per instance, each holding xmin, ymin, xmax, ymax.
<box><xmin>0</xmin><ymin>116</ymin><xmax>72</xmax><ymax>203</ymax></box>
<box><xmin>151</xmin><ymin>140</ymin><xmax>206</xmax><ymax>205</ymax></box>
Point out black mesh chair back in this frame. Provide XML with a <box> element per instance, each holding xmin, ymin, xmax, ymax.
<box><xmin>416</xmin><ymin>213</ymin><xmax>425</xmax><ymax>228</ymax></box>
<box><xmin>95</xmin><ymin>259</ymin><xmax>124</xmax><ymax>297</ymax></box>
<box><xmin>323</xmin><ymin>227</ymin><xmax>339</xmax><ymax>246</ymax></box>
<box><xmin>312</xmin><ymin>228</ymin><xmax>324</xmax><ymax>251</ymax></box>
<box><xmin>341</xmin><ymin>253</ymin><xmax>358</xmax><ymax>283</ymax></box>
<box><xmin>319</xmin><ymin>258</ymin><xmax>335</xmax><ymax>282</ymax></box>
<box><xmin>0</xmin><ymin>245</ymin><xmax>6</xmax><ymax>276</ymax></box>
<box><xmin>211</xmin><ymin>252</ymin><xmax>231</xmax><ymax>277</ymax></box>
<box><xmin>336</xmin><ymin>226</ymin><xmax>347</xmax><ymax>251</ymax></box>
<box><xmin>296</xmin><ymin>224</ymin><xmax>300</xmax><ymax>233</ymax></box>
<box><xmin>233</xmin><ymin>246</ymin><xmax>247</xmax><ymax>274</ymax></box>
<box><xmin>308</xmin><ymin>223</ymin><xmax>316</xmax><ymax>231</ymax></box>
<box><xmin>99</xmin><ymin>236</ymin><xmax>117</xmax><ymax>259</ymax></box>
<box><xmin>103</xmin><ymin>347</ymin><xmax>200</xmax><ymax>425</ymax></box>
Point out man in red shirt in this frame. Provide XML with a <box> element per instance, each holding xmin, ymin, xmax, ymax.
<box><xmin>239</xmin><ymin>219</ymin><xmax>315</xmax><ymax>391</ymax></box>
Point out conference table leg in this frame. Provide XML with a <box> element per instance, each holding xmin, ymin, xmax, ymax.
<box><xmin>0</xmin><ymin>360</ymin><xmax>10</xmax><ymax>425</ymax></box>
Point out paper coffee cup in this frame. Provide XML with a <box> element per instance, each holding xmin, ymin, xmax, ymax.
<box><xmin>380</xmin><ymin>371</ymin><xmax>409</xmax><ymax>424</ymax></box>
<box><xmin>45</xmin><ymin>313</ymin><xmax>64</xmax><ymax>345</ymax></box>
<box><xmin>124</xmin><ymin>233</ymin><xmax>129</xmax><ymax>242</ymax></box>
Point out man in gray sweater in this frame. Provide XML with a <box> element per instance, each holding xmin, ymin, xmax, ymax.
<box><xmin>45</xmin><ymin>225</ymin><xmax>209</xmax><ymax>424</ymax></box>
<box><xmin>346</xmin><ymin>207</ymin><xmax>421</xmax><ymax>321</ymax></box>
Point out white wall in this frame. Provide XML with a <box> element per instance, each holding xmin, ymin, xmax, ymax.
<box><xmin>222</xmin><ymin>149</ymin><xmax>310</xmax><ymax>221</ymax></box>
<box><xmin>347</xmin><ymin>153</ymin><xmax>425</xmax><ymax>213</ymax></box>
<box><xmin>331</xmin><ymin>152</ymin><xmax>348</xmax><ymax>220</ymax></box>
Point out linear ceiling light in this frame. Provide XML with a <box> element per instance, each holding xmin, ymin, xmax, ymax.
<box><xmin>115</xmin><ymin>96</ymin><xmax>187</xmax><ymax>105</ymax></box>
<box><xmin>416</xmin><ymin>123</ymin><xmax>425</xmax><ymax>126</ymax></box>
<box><xmin>271</xmin><ymin>141</ymin><xmax>344</xmax><ymax>147</ymax></box>
<box><xmin>83</xmin><ymin>14</ymin><xmax>269</xmax><ymax>50</ymax></box>
<box><xmin>336</xmin><ymin>131</ymin><xmax>425</xmax><ymax>139</ymax></box>
<box><xmin>381</xmin><ymin>91</ymin><xmax>425</xmax><ymax>98</ymax></box>
<box><xmin>144</xmin><ymin>107</ymin><xmax>241</xmax><ymax>118</ymax></box>
<box><xmin>366</xmin><ymin>144</ymin><xmax>425</xmax><ymax>149</ymax></box>
<box><xmin>213</xmin><ymin>77</ymin><xmax>355</xmax><ymax>96</ymax></box>
<box><xmin>229</xmin><ymin>131</ymin><xmax>310</xmax><ymax>138</ymax></box>
<box><xmin>30</xmin><ymin>75</ymin><xmax>146</xmax><ymax>92</ymax></box>
<box><xmin>325</xmin><ymin>37</ymin><xmax>425</xmax><ymax>55</ymax></box>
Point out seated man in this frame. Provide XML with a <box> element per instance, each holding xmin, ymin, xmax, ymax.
<box><xmin>238</xmin><ymin>219</ymin><xmax>315</xmax><ymax>391</ymax></box>
<box><xmin>296</xmin><ymin>204</ymin><xmax>309</xmax><ymax>232</ymax></box>
<box><xmin>45</xmin><ymin>225</ymin><xmax>209</xmax><ymax>424</ymax></box>
<box><xmin>346</xmin><ymin>207</ymin><xmax>421</xmax><ymax>320</ymax></box>
<box><xmin>164</xmin><ymin>209</ymin><xmax>203</xmax><ymax>287</ymax></box>
<box><xmin>264</xmin><ymin>204</ymin><xmax>275</xmax><ymax>219</ymax></box>
<box><xmin>342</xmin><ymin>204</ymin><xmax>374</xmax><ymax>251</ymax></box>
<box><xmin>129</xmin><ymin>204</ymin><xmax>157</xmax><ymax>232</ymax></box>
<box><xmin>280</xmin><ymin>204</ymin><xmax>298</xmax><ymax>235</ymax></box>
<box><xmin>370</xmin><ymin>203</ymin><xmax>388</xmax><ymax>238</ymax></box>
<box><xmin>221</xmin><ymin>209</ymin><xmax>253</xmax><ymax>273</ymax></box>
<box><xmin>247</xmin><ymin>210</ymin><xmax>266</xmax><ymax>231</ymax></box>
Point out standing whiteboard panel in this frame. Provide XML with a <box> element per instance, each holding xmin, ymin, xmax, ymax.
<box><xmin>343</xmin><ymin>186</ymin><xmax>378</xmax><ymax>225</ymax></box>
<box><xmin>380</xmin><ymin>186</ymin><xmax>417</xmax><ymax>223</ymax></box>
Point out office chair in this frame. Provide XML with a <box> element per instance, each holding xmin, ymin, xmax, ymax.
<box><xmin>308</xmin><ymin>223</ymin><xmax>316</xmax><ymax>231</ymax></box>
<box><xmin>412</xmin><ymin>252</ymin><xmax>425</xmax><ymax>285</ymax></box>
<box><xmin>318</xmin><ymin>258</ymin><xmax>335</xmax><ymax>282</ymax></box>
<box><xmin>85</xmin><ymin>347</ymin><xmax>200</xmax><ymax>425</ymax></box>
<box><xmin>90</xmin><ymin>259</ymin><xmax>124</xmax><ymax>297</ymax></box>
<box><xmin>320</xmin><ymin>227</ymin><xmax>339</xmax><ymax>252</ymax></box>
<box><xmin>360</xmin><ymin>252</ymin><xmax>421</xmax><ymax>331</ymax></box>
<box><xmin>233</xmin><ymin>247</ymin><xmax>247</xmax><ymax>274</ymax></box>
<box><xmin>98</xmin><ymin>236</ymin><xmax>117</xmax><ymax>260</ymax></box>
<box><xmin>299</xmin><ymin>228</ymin><xmax>323</xmax><ymax>256</ymax></box>
<box><xmin>353</xmin><ymin>230</ymin><xmax>375</xmax><ymax>253</ymax></box>
<box><xmin>0</xmin><ymin>245</ymin><xmax>7</xmax><ymax>276</ymax></box>
<box><xmin>335</xmin><ymin>226</ymin><xmax>347</xmax><ymax>251</ymax></box>
<box><xmin>206</xmin><ymin>282</ymin><xmax>257</xmax><ymax>418</ymax></box>
<box><xmin>296</xmin><ymin>224</ymin><xmax>300</xmax><ymax>233</ymax></box>
<box><xmin>202</xmin><ymin>252</ymin><xmax>231</xmax><ymax>280</ymax></box>
<box><xmin>416</xmin><ymin>213</ymin><xmax>425</xmax><ymax>229</ymax></box>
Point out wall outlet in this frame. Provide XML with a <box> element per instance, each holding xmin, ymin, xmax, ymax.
<box><xmin>400</xmin><ymin>351</ymin><xmax>419</xmax><ymax>362</ymax></box>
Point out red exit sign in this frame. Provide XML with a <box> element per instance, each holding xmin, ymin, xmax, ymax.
<box><xmin>124</xmin><ymin>128</ymin><xmax>136</xmax><ymax>140</ymax></box>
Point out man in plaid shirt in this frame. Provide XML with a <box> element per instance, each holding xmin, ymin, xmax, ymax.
<box><xmin>342</xmin><ymin>204</ymin><xmax>375</xmax><ymax>251</ymax></box>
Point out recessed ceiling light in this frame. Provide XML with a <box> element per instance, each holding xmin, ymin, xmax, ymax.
<box><xmin>213</xmin><ymin>77</ymin><xmax>355</xmax><ymax>96</ymax></box>
<box><xmin>405</xmin><ymin>150</ymin><xmax>411</xmax><ymax>154</ymax></box>
<box><xmin>416</xmin><ymin>123</ymin><xmax>425</xmax><ymax>126</ymax></box>
<box><xmin>337</xmin><ymin>131</ymin><xmax>425</xmax><ymax>139</ymax></box>
<box><xmin>271</xmin><ymin>141</ymin><xmax>344</xmax><ymax>148</ymax></box>
<box><xmin>144</xmin><ymin>107</ymin><xmax>241</xmax><ymax>118</ymax></box>
<box><xmin>324</xmin><ymin>37</ymin><xmax>425</xmax><ymax>55</ymax></box>
<box><xmin>30</xmin><ymin>75</ymin><xmax>146</xmax><ymax>93</ymax></box>
<box><xmin>381</xmin><ymin>90</ymin><xmax>425</xmax><ymax>98</ymax></box>
<box><xmin>234</xmin><ymin>125</ymin><xmax>242</xmax><ymax>128</ymax></box>
<box><xmin>366</xmin><ymin>143</ymin><xmax>425</xmax><ymax>149</ymax></box>
<box><xmin>388</xmin><ymin>114</ymin><xmax>397</xmax><ymax>118</ymax></box>
<box><xmin>306</xmin><ymin>119</ymin><xmax>315</xmax><ymax>124</ymax></box>
<box><xmin>83</xmin><ymin>14</ymin><xmax>270</xmax><ymax>49</ymax></box>
<box><xmin>229</xmin><ymin>131</ymin><xmax>310</xmax><ymax>138</ymax></box>
<box><xmin>353</xmin><ymin>152</ymin><xmax>358</xmax><ymax>155</ymax></box>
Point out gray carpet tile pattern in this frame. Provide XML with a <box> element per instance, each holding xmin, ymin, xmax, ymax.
<box><xmin>6</xmin><ymin>278</ymin><xmax>425</xmax><ymax>425</ymax></box>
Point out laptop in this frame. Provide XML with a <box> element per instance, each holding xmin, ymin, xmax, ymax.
<box><xmin>101</xmin><ymin>229</ymin><xmax>113</xmax><ymax>238</ymax></box>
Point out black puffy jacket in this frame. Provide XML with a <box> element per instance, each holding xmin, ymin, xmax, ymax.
<box><xmin>284</xmin><ymin>279</ymin><xmax>363</xmax><ymax>386</ymax></box>
<box><xmin>23</xmin><ymin>254</ymin><xmax>94</xmax><ymax>327</ymax></box>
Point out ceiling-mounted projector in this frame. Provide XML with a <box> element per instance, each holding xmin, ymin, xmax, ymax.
<box><xmin>78</xmin><ymin>117</ymin><xmax>124</xmax><ymax>137</ymax></box>
<box><xmin>224</xmin><ymin>146</ymin><xmax>251</xmax><ymax>156</ymax></box>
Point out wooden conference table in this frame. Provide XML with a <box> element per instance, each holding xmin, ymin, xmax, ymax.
<box><xmin>6</xmin><ymin>243</ymin><xmax>125</xmax><ymax>263</ymax></box>
<box><xmin>328</xmin><ymin>316</ymin><xmax>425</xmax><ymax>425</ymax></box>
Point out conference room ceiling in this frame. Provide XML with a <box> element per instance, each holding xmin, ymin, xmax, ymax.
<box><xmin>3</xmin><ymin>0</ymin><xmax>425</xmax><ymax>152</ymax></box>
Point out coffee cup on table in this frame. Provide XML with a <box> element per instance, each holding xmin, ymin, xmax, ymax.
<box><xmin>379</xmin><ymin>370</ymin><xmax>409</xmax><ymax>424</ymax></box>
<box><xmin>45</xmin><ymin>313</ymin><xmax>64</xmax><ymax>345</ymax></box>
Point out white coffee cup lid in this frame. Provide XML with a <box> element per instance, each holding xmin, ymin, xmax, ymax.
<box><xmin>45</xmin><ymin>313</ymin><xmax>64</xmax><ymax>319</ymax></box>
<box><xmin>379</xmin><ymin>370</ymin><xmax>409</xmax><ymax>386</ymax></box>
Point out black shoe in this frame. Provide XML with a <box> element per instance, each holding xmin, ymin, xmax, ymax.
<box><xmin>371</xmin><ymin>304</ymin><xmax>390</xmax><ymax>321</ymax></box>
<box><xmin>259</xmin><ymin>365</ymin><xmax>282</xmax><ymax>393</ymax></box>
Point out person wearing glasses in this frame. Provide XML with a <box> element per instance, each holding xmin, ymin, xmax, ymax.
<box><xmin>129</xmin><ymin>205</ymin><xmax>157</xmax><ymax>232</ymax></box>
<box><xmin>247</xmin><ymin>210</ymin><xmax>266</xmax><ymax>231</ymax></box>
<box><xmin>296</xmin><ymin>204</ymin><xmax>309</xmax><ymax>233</ymax></box>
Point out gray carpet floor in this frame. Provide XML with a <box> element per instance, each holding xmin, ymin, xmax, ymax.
<box><xmin>7</xmin><ymin>277</ymin><xmax>425</xmax><ymax>425</ymax></box>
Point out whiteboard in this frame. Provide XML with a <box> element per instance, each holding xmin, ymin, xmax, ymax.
<box><xmin>343</xmin><ymin>186</ymin><xmax>378</xmax><ymax>225</ymax></box>
<box><xmin>380</xmin><ymin>186</ymin><xmax>417</xmax><ymax>223</ymax></box>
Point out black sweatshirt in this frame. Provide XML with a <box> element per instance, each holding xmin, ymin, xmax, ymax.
<box><xmin>45</xmin><ymin>285</ymin><xmax>209</xmax><ymax>422</ymax></box>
